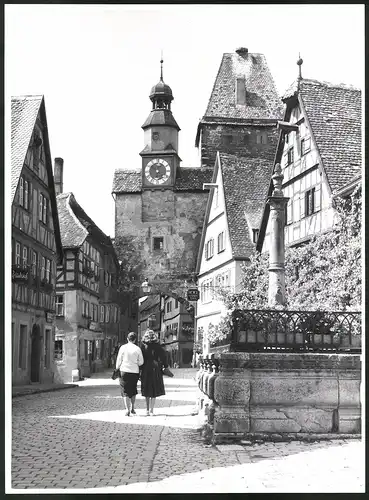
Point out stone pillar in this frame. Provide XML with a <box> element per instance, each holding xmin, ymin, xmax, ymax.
<box><xmin>266</xmin><ymin>163</ymin><xmax>289</xmax><ymax>307</ymax></box>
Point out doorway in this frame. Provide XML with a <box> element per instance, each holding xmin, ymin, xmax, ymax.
<box><xmin>30</xmin><ymin>324</ymin><xmax>41</xmax><ymax>383</ymax></box>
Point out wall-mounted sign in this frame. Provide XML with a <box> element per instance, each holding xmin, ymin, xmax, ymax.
<box><xmin>89</xmin><ymin>321</ymin><xmax>101</xmax><ymax>332</ymax></box>
<box><xmin>46</xmin><ymin>312</ymin><xmax>55</xmax><ymax>323</ymax></box>
<box><xmin>187</xmin><ymin>288</ymin><xmax>200</xmax><ymax>301</ymax></box>
<box><xmin>12</xmin><ymin>267</ymin><xmax>29</xmax><ymax>282</ymax></box>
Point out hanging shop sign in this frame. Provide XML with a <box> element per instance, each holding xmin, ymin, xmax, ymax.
<box><xmin>187</xmin><ymin>288</ymin><xmax>200</xmax><ymax>301</ymax></box>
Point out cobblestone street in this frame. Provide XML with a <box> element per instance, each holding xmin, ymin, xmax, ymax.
<box><xmin>10</xmin><ymin>369</ymin><xmax>364</xmax><ymax>493</ymax></box>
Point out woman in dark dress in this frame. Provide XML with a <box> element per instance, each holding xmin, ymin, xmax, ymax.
<box><xmin>140</xmin><ymin>329</ymin><xmax>168</xmax><ymax>416</ymax></box>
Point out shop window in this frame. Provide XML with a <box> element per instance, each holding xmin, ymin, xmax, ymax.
<box><xmin>54</xmin><ymin>340</ymin><xmax>63</xmax><ymax>361</ymax></box>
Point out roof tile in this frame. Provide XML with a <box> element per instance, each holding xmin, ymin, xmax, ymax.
<box><xmin>299</xmin><ymin>79</ymin><xmax>362</xmax><ymax>192</ymax></box>
<box><xmin>220</xmin><ymin>153</ymin><xmax>273</xmax><ymax>258</ymax></box>
<box><xmin>11</xmin><ymin>96</ymin><xmax>43</xmax><ymax>202</ymax></box>
<box><xmin>204</xmin><ymin>52</ymin><xmax>283</xmax><ymax>121</ymax></box>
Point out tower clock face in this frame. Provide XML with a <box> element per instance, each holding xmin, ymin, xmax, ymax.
<box><xmin>145</xmin><ymin>158</ymin><xmax>171</xmax><ymax>185</ymax></box>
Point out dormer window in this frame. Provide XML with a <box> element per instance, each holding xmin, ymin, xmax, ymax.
<box><xmin>236</xmin><ymin>78</ymin><xmax>246</xmax><ymax>105</ymax></box>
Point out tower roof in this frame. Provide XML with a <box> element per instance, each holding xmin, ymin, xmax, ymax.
<box><xmin>202</xmin><ymin>49</ymin><xmax>283</xmax><ymax>121</ymax></box>
<box><xmin>149</xmin><ymin>57</ymin><xmax>173</xmax><ymax>102</ymax></box>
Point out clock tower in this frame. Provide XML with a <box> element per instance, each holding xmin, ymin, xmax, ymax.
<box><xmin>140</xmin><ymin>59</ymin><xmax>181</xmax><ymax>189</ymax></box>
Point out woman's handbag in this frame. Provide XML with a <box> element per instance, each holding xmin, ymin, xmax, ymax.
<box><xmin>111</xmin><ymin>369</ymin><xmax>120</xmax><ymax>380</ymax></box>
<box><xmin>162</xmin><ymin>366</ymin><xmax>174</xmax><ymax>377</ymax></box>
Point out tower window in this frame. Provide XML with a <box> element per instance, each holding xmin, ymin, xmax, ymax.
<box><xmin>222</xmin><ymin>134</ymin><xmax>233</xmax><ymax>146</ymax></box>
<box><xmin>236</xmin><ymin>78</ymin><xmax>246</xmax><ymax>105</ymax></box>
<box><xmin>153</xmin><ymin>237</ymin><xmax>164</xmax><ymax>250</ymax></box>
<box><xmin>252</xmin><ymin>229</ymin><xmax>259</xmax><ymax>243</ymax></box>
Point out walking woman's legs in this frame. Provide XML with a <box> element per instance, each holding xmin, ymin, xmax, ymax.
<box><xmin>150</xmin><ymin>397</ymin><xmax>156</xmax><ymax>413</ymax></box>
<box><xmin>123</xmin><ymin>396</ymin><xmax>131</xmax><ymax>414</ymax></box>
<box><xmin>145</xmin><ymin>397</ymin><xmax>150</xmax><ymax>413</ymax></box>
<box><xmin>130</xmin><ymin>395</ymin><xmax>136</xmax><ymax>412</ymax></box>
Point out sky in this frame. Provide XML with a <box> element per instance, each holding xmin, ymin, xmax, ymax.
<box><xmin>5</xmin><ymin>4</ymin><xmax>364</xmax><ymax>238</ymax></box>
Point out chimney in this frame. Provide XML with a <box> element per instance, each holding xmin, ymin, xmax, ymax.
<box><xmin>236</xmin><ymin>47</ymin><xmax>248</xmax><ymax>56</ymax></box>
<box><xmin>54</xmin><ymin>157</ymin><xmax>64</xmax><ymax>195</ymax></box>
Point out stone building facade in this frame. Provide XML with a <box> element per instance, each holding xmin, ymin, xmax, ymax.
<box><xmin>11</xmin><ymin>95</ymin><xmax>63</xmax><ymax>386</ymax></box>
<box><xmin>112</xmin><ymin>63</ymin><xmax>213</xmax><ymax>365</ymax></box>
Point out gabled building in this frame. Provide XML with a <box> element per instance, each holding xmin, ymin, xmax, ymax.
<box><xmin>55</xmin><ymin>174</ymin><xmax>121</xmax><ymax>382</ymax></box>
<box><xmin>257</xmin><ymin>75</ymin><xmax>362</xmax><ymax>253</ymax></box>
<box><xmin>195</xmin><ymin>47</ymin><xmax>283</xmax><ymax>169</ymax></box>
<box><xmin>162</xmin><ymin>295</ymin><xmax>194</xmax><ymax>367</ymax></box>
<box><xmin>196</xmin><ymin>152</ymin><xmax>272</xmax><ymax>354</ymax></box>
<box><xmin>11</xmin><ymin>95</ymin><xmax>63</xmax><ymax>385</ymax></box>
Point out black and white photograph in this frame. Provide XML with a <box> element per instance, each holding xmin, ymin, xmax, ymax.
<box><xmin>5</xmin><ymin>3</ymin><xmax>364</xmax><ymax>494</ymax></box>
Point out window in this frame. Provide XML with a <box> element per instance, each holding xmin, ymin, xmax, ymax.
<box><xmin>153</xmin><ymin>237</ymin><xmax>164</xmax><ymax>250</ymax></box>
<box><xmin>175</xmin><ymin>299</ymin><xmax>179</xmax><ymax>309</ymax></box>
<box><xmin>243</xmin><ymin>134</ymin><xmax>249</xmax><ymax>145</ymax></box>
<box><xmin>287</xmin><ymin>147</ymin><xmax>294</xmax><ymax>165</ymax></box>
<box><xmin>114</xmin><ymin>306</ymin><xmax>118</xmax><ymax>323</ymax></box>
<box><xmin>15</xmin><ymin>242</ymin><xmax>21</xmax><ymax>265</ymax></box>
<box><xmin>305</xmin><ymin>188</ymin><xmax>315</xmax><ymax>216</ymax></box>
<box><xmin>32</xmin><ymin>251</ymin><xmax>37</xmax><ymax>276</ymax></box>
<box><xmin>45</xmin><ymin>259</ymin><xmax>51</xmax><ymax>283</ymax></box>
<box><xmin>19</xmin><ymin>325</ymin><xmax>27</xmax><ymax>369</ymax></box>
<box><xmin>301</xmin><ymin>137</ymin><xmax>311</xmax><ymax>156</ymax></box>
<box><xmin>201</xmin><ymin>279</ymin><xmax>213</xmax><ymax>304</ymax></box>
<box><xmin>217</xmin><ymin>232</ymin><xmax>225</xmax><ymax>253</ymax></box>
<box><xmin>83</xmin><ymin>300</ymin><xmax>90</xmax><ymax>318</ymax></box>
<box><xmin>256</xmin><ymin>132</ymin><xmax>267</xmax><ymax>145</ymax></box>
<box><xmin>22</xmin><ymin>246</ymin><xmax>28</xmax><ymax>267</ymax></box>
<box><xmin>100</xmin><ymin>305</ymin><xmax>105</xmax><ymax>323</ymax></box>
<box><xmin>19</xmin><ymin>176</ymin><xmax>30</xmax><ymax>209</ymax></box>
<box><xmin>54</xmin><ymin>340</ymin><xmax>63</xmax><ymax>361</ymax></box>
<box><xmin>236</xmin><ymin>78</ymin><xmax>246</xmax><ymax>105</ymax></box>
<box><xmin>252</xmin><ymin>229</ymin><xmax>259</xmax><ymax>244</ymax></box>
<box><xmin>92</xmin><ymin>304</ymin><xmax>98</xmax><ymax>322</ymax></box>
<box><xmin>205</xmin><ymin>238</ymin><xmax>214</xmax><ymax>260</ymax></box>
<box><xmin>106</xmin><ymin>306</ymin><xmax>110</xmax><ymax>323</ymax></box>
<box><xmin>44</xmin><ymin>329</ymin><xmax>50</xmax><ymax>368</ymax></box>
<box><xmin>39</xmin><ymin>193</ymin><xmax>48</xmax><ymax>224</ymax></box>
<box><xmin>56</xmin><ymin>294</ymin><xmax>64</xmax><ymax>316</ymax></box>
<box><xmin>41</xmin><ymin>256</ymin><xmax>46</xmax><ymax>281</ymax></box>
<box><xmin>166</xmin><ymin>301</ymin><xmax>172</xmax><ymax>313</ymax></box>
<box><xmin>222</xmin><ymin>134</ymin><xmax>233</xmax><ymax>146</ymax></box>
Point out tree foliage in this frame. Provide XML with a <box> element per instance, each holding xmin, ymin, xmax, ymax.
<box><xmin>217</xmin><ymin>186</ymin><xmax>362</xmax><ymax>314</ymax></box>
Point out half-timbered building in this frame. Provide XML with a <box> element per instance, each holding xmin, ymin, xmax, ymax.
<box><xmin>257</xmin><ymin>76</ymin><xmax>362</xmax><ymax>252</ymax></box>
<box><xmin>11</xmin><ymin>95</ymin><xmax>63</xmax><ymax>385</ymax></box>
<box><xmin>55</xmin><ymin>184</ymin><xmax>121</xmax><ymax>382</ymax></box>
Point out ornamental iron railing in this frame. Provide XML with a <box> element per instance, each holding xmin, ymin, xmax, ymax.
<box><xmin>211</xmin><ymin>309</ymin><xmax>361</xmax><ymax>353</ymax></box>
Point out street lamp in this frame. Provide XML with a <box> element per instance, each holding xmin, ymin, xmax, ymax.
<box><xmin>141</xmin><ymin>278</ymin><xmax>152</xmax><ymax>294</ymax></box>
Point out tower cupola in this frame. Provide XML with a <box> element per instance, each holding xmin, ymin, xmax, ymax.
<box><xmin>149</xmin><ymin>58</ymin><xmax>174</xmax><ymax>110</ymax></box>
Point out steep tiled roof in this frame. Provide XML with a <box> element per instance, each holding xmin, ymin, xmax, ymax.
<box><xmin>112</xmin><ymin>167</ymin><xmax>213</xmax><ymax>193</ymax></box>
<box><xmin>57</xmin><ymin>192</ymin><xmax>113</xmax><ymax>249</ymax></box>
<box><xmin>11</xmin><ymin>95</ymin><xmax>43</xmax><ymax>202</ymax></box>
<box><xmin>175</xmin><ymin>167</ymin><xmax>213</xmax><ymax>191</ymax></box>
<box><xmin>112</xmin><ymin>169</ymin><xmax>142</xmax><ymax>193</ymax></box>
<box><xmin>203</xmin><ymin>51</ymin><xmax>283</xmax><ymax>121</ymax></box>
<box><xmin>220</xmin><ymin>153</ymin><xmax>273</xmax><ymax>258</ymax></box>
<box><xmin>298</xmin><ymin>79</ymin><xmax>362</xmax><ymax>193</ymax></box>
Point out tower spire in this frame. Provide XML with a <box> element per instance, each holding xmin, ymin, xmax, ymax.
<box><xmin>160</xmin><ymin>50</ymin><xmax>164</xmax><ymax>82</ymax></box>
<box><xmin>297</xmin><ymin>53</ymin><xmax>303</xmax><ymax>80</ymax></box>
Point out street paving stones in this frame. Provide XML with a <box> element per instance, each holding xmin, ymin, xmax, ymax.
<box><xmin>9</xmin><ymin>369</ymin><xmax>365</xmax><ymax>493</ymax></box>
